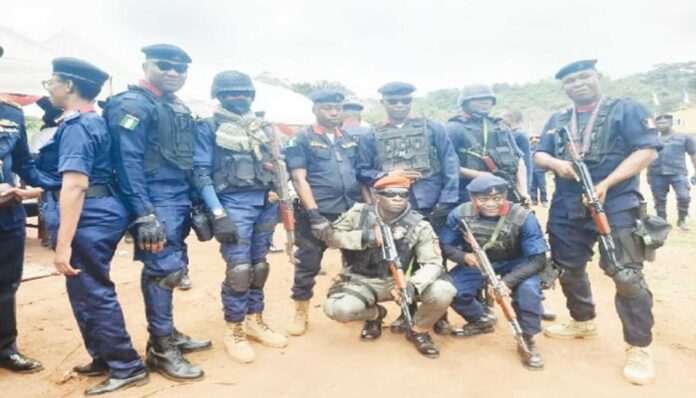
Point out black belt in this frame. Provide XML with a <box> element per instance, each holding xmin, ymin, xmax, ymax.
<box><xmin>50</xmin><ymin>185</ymin><xmax>111</xmax><ymax>201</ymax></box>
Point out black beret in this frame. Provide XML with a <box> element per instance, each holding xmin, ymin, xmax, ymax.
<box><xmin>655</xmin><ymin>114</ymin><xmax>673</xmax><ymax>121</ymax></box>
<box><xmin>52</xmin><ymin>57</ymin><xmax>109</xmax><ymax>87</ymax></box>
<box><xmin>310</xmin><ymin>89</ymin><xmax>344</xmax><ymax>104</ymax></box>
<box><xmin>466</xmin><ymin>175</ymin><xmax>509</xmax><ymax>195</ymax></box>
<box><xmin>555</xmin><ymin>59</ymin><xmax>598</xmax><ymax>80</ymax></box>
<box><xmin>377</xmin><ymin>81</ymin><xmax>416</xmax><ymax>96</ymax></box>
<box><xmin>141</xmin><ymin>44</ymin><xmax>192</xmax><ymax>63</ymax></box>
<box><xmin>342</xmin><ymin>100</ymin><xmax>363</xmax><ymax>111</ymax></box>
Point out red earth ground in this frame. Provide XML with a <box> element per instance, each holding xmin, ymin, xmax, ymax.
<box><xmin>1</xmin><ymin>187</ymin><xmax>694</xmax><ymax>398</ymax></box>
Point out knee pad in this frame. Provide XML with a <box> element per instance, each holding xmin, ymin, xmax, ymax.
<box><xmin>250</xmin><ymin>260</ymin><xmax>270</xmax><ymax>289</ymax></box>
<box><xmin>151</xmin><ymin>269</ymin><xmax>184</xmax><ymax>290</ymax></box>
<box><xmin>612</xmin><ymin>268</ymin><xmax>649</xmax><ymax>299</ymax></box>
<box><xmin>224</xmin><ymin>262</ymin><xmax>252</xmax><ymax>293</ymax></box>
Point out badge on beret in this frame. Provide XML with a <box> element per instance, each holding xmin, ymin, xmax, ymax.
<box><xmin>118</xmin><ymin>114</ymin><xmax>140</xmax><ymax>131</ymax></box>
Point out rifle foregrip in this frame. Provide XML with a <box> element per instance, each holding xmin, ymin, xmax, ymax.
<box><xmin>592</xmin><ymin>211</ymin><xmax>611</xmax><ymax>234</ymax></box>
<box><xmin>280</xmin><ymin>203</ymin><xmax>295</xmax><ymax>230</ymax></box>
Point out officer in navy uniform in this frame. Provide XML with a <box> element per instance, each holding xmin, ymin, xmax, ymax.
<box><xmin>36</xmin><ymin>57</ymin><xmax>149</xmax><ymax>395</ymax></box>
<box><xmin>194</xmin><ymin>70</ymin><xmax>287</xmax><ymax>364</ymax></box>
<box><xmin>534</xmin><ymin>59</ymin><xmax>661</xmax><ymax>385</ymax></box>
<box><xmin>341</xmin><ymin>99</ymin><xmax>371</xmax><ymax>137</ymax></box>
<box><xmin>647</xmin><ymin>114</ymin><xmax>696</xmax><ymax>231</ymax></box>
<box><xmin>103</xmin><ymin>44</ymin><xmax>209</xmax><ymax>381</ymax></box>
<box><xmin>0</xmin><ymin>46</ymin><xmax>44</xmax><ymax>374</ymax></box>
<box><xmin>440</xmin><ymin>175</ymin><xmax>547</xmax><ymax>369</ymax></box>
<box><xmin>447</xmin><ymin>84</ymin><xmax>528</xmax><ymax>204</ymax></box>
<box><xmin>528</xmin><ymin>133</ymin><xmax>549</xmax><ymax>207</ymax></box>
<box><xmin>284</xmin><ymin>90</ymin><xmax>363</xmax><ymax>336</ymax></box>
<box><xmin>356</xmin><ymin>81</ymin><xmax>459</xmax><ymax>335</ymax></box>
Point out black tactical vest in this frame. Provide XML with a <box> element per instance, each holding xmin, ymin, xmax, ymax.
<box><xmin>450</xmin><ymin>116</ymin><xmax>519</xmax><ymax>175</ymax></box>
<box><xmin>343</xmin><ymin>204</ymin><xmax>425</xmax><ymax>278</ymax></box>
<box><xmin>554</xmin><ymin>98</ymin><xmax>621</xmax><ymax>165</ymax></box>
<box><xmin>374</xmin><ymin>118</ymin><xmax>441</xmax><ymax>178</ymax></box>
<box><xmin>458</xmin><ymin>202</ymin><xmax>530</xmax><ymax>262</ymax></box>
<box><xmin>130</xmin><ymin>86</ymin><xmax>196</xmax><ymax>175</ymax></box>
<box><xmin>207</xmin><ymin>116</ymin><xmax>275</xmax><ymax>194</ymax></box>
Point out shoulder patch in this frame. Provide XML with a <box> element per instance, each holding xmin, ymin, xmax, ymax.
<box><xmin>118</xmin><ymin>114</ymin><xmax>140</xmax><ymax>131</ymax></box>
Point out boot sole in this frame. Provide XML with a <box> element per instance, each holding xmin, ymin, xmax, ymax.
<box><xmin>85</xmin><ymin>374</ymin><xmax>150</xmax><ymax>396</ymax></box>
<box><xmin>451</xmin><ymin>328</ymin><xmax>495</xmax><ymax>339</ymax></box>
<box><xmin>178</xmin><ymin>344</ymin><xmax>213</xmax><ymax>354</ymax></box>
<box><xmin>1</xmin><ymin>364</ymin><xmax>44</xmax><ymax>374</ymax></box>
<box><xmin>246</xmin><ymin>335</ymin><xmax>288</xmax><ymax>348</ymax></box>
<box><xmin>145</xmin><ymin>358</ymin><xmax>205</xmax><ymax>382</ymax></box>
<box><xmin>543</xmin><ymin>330</ymin><xmax>598</xmax><ymax>340</ymax></box>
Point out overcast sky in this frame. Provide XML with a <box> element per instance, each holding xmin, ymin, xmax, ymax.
<box><xmin>2</xmin><ymin>0</ymin><xmax>695</xmax><ymax>97</ymax></box>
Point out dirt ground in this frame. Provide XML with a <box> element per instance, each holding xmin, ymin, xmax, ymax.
<box><xmin>1</xmin><ymin>186</ymin><xmax>695</xmax><ymax>398</ymax></box>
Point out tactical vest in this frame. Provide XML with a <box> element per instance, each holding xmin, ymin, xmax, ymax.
<box><xmin>451</xmin><ymin>116</ymin><xmax>519</xmax><ymax>174</ymax></box>
<box><xmin>374</xmin><ymin>118</ymin><xmax>440</xmax><ymax>178</ymax></box>
<box><xmin>130</xmin><ymin>86</ymin><xmax>196</xmax><ymax>174</ymax></box>
<box><xmin>207</xmin><ymin>113</ymin><xmax>275</xmax><ymax>194</ymax></box>
<box><xmin>554</xmin><ymin>98</ymin><xmax>621</xmax><ymax>165</ymax></box>
<box><xmin>343</xmin><ymin>204</ymin><xmax>425</xmax><ymax>278</ymax></box>
<box><xmin>458</xmin><ymin>202</ymin><xmax>530</xmax><ymax>262</ymax></box>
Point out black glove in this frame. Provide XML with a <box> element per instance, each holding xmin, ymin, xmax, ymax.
<box><xmin>361</xmin><ymin>227</ymin><xmax>379</xmax><ymax>248</ymax></box>
<box><xmin>429</xmin><ymin>203</ymin><xmax>454</xmax><ymax>227</ymax></box>
<box><xmin>213</xmin><ymin>213</ymin><xmax>240</xmax><ymax>243</ymax></box>
<box><xmin>691</xmin><ymin>175</ymin><xmax>696</xmax><ymax>186</ymax></box>
<box><xmin>135</xmin><ymin>214</ymin><xmax>166</xmax><ymax>251</ymax></box>
<box><xmin>307</xmin><ymin>209</ymin><xmax>332</xmax><ymax>242</ymax></box>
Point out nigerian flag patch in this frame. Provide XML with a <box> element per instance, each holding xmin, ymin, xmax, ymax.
<box><xmin>119</xmin><ymin>114</ymin><xmax>140</xmax><ymax>130</ymax></box>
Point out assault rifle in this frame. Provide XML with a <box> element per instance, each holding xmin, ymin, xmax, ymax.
<box><xmin>458</xmin><ymin>218</ymin><xmax>532</xmax><ymax>360</ymax></box>
<box><xmin>556</xmin><ymin>127</ymin><xmax>619</xmax><ymax>272</ymax></box>
<box><xmin>479</xmin><ymin>155</ymin><xmax>530</xmax><ymax>208</ymax></box>
<box><xmin>375</xmin><ymin>219</ymin><xmax>414</xmax><ymax>330</ymax></box>
<box><xmin>267</xmin><ymin>125</ymin><xmax>298</xmax><ymax>264</ymax></box>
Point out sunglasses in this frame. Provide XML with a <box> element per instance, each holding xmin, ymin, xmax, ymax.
<box><xmin>153</xmin><ymin>60</ymin><xmax>188</xmax><ymax>74</ymax></box>
<box><xmin>385</xmin><ymin>97</ymin><xmax>413</xmax><ymax>105</ymax></box>
<box><xmin>377</xmin><ymin>190</ymin><xmax>409</xmax><ymax>198</ymax></box>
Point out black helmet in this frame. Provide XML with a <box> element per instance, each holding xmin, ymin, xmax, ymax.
<box><xmin>211</xmin><ymin>70</ymin><xmax>255</xmax><ymax>99</ymax></box>
<box><xmin>458</xmin><ymin>84</ymin><xmax>496</xmax><ymax>107</ymax></box>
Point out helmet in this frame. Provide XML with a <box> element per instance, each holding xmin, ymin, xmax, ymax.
<box><xmin>457</xmin><ymin>84</ymin><xmax>496</xmax><ymax>107</ymax></box>
<box><xmin>210</xmin><ymin>70</ymin><xmax>255</xmax><ymax>99</ymax></box>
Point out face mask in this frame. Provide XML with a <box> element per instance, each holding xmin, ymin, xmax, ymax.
<box><xmin>221</xmin><ymin>98</ymin><xmax>252</xmax><ymax>115</ymax></box>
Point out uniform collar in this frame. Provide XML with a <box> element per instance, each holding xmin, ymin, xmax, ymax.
<box><xmin>312</xmin><ymin>123</ymin><xmax>342</xmax><ymax>137</ymax></box>
<box><xmin>139</xmin><ymin>79</ymin><xmax>164</xmax><ymax>97</ymax></box>
<box><xmin>574</xmin><ymin>100</ymin><xmax>600</xmax><ymax>113</ymax></box>
<box><xmin>56</xmin><ymin>103</ymin><xmax>95</xmax><ymax>124</ymax></box>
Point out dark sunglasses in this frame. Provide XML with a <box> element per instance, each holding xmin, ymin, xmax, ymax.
<box><xmin>219</xmin><ymin>90</ymin><xmax>254</xmax><ymax>98</ymax></box>
<box><xmin>153</xmin><ymin>60</ymin><xmax>188</xmax><ymax>74</ymax></box>
<box><xmin>377</xmin><ymin>190</ymin><xmax>409</xmax><ymax>198</ymax></box>
<box><xmin>385</xmin><ymin>97</ymin><xmax>413</xmax><ymax>105</ymax></box>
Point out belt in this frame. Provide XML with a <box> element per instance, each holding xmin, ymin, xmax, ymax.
<box><xmin>50</xmin><ymin>185</ymin><xmax>111</xmax><ymax>201</ymax></box>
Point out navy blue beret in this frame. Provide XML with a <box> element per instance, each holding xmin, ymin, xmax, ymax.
<box><xmin>378</xmin><ymin>81</ymin><xmax>416</xmax><ymax>96</ymax></box>
<box><xmin>555</xmin><ymin>59</ymin><xmax>597</xmax><ymax>80</ymax></box>
<box><xmin>52</xmin><ymin>57</ymin><xmax>109</xmax><ymax>87</ymax></box>
<box><xmin>310</xmin><ymin>89</ymin><xmax>344</xmax><ymax>104</ymax></box>
<box><xmin>141</xmin><ymin>44</ymin><xmax>192</xmax><ymax>63</ymax></box>
<box><xmin>466</xmin><ymin>175</ymin><xmax>509</xmax><ymax>195</ymax></box>
<box><xmin>342</xmin><ymin>100</ymin><xmax>363</xmax><ymax>111</ymax></box>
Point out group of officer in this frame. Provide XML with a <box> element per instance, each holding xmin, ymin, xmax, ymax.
<box><xmin>0</xmin><ymin>40</ymin><xmax>691</xmax><ymax>393</ymax></box>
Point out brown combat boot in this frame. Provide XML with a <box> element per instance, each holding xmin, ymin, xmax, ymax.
<box><xmin>244</xmin><ymin>313</ymin><xmax>288</xmax><ymax>348</ymax></box>
<box><xmin>287</xmin><ymin>300</ymin><xmax>310</xmax><ymax>336</ymax></box>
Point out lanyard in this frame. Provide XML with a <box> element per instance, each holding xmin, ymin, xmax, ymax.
<box><xmin>569</xmin><ymin>96</ymin><xmax>604</xmax><ymax>157</ymax></box>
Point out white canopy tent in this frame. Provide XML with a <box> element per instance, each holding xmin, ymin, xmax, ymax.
<box><xmin>1</xmin><ymin>26</ymin><xmax>314</xmax><ymax>125</ymax></box>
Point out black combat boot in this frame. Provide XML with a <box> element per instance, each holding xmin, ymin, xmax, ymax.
<box><xmin>390</xmin><ymin>302</ymin><xmax>418</xmax><ymax>334</ymax></box>
<box><xmin>73</xmin><ymin>359</ymin><xmax>109</xmax><ymax>376</ymax></box>
<box><xmin>172</xmin><ymin>329</ymin><xmax>212</xmax><ymax>353</ymax></box>
<box><xmin>451</xmin><ymin>313</ymin><xmax>496</xmax><ymax>338</ymax></box>
<box><xmin>360</xmin><ymin>305</ymin><xmax>387</xmax><ymax>341</ymax></box>
<box><xmin>406</xmin><ymin>330</ymin><xmax>440</xmax><ymax>358</ymax></box>
<box><xmin>146</xmin><ymin>335</ymin><xmax>204</xmax><ymax>381</ymax></box>
<box><xmin>677</xmin><ymin>213</ymin><xmax>690</xmax><ymax>231</ymax></box>
<box><xmin>85</xmin><ymin>370</ymin><xmax>150</xmax><ymax>395</ymax></box>
<box><xmin>518</xmin><ymin>334</ymin><xmax>544</xmax><ymax>370</ymax></box>
<box><xmin>433</xmin><ymin>313</ymin><xmax>453</xmax><ymax>335</ymax></box>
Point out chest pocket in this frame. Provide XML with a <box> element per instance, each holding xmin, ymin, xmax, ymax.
<box><xmin>0</xmin><ymin>129</ymin><xmax>20</xmax><ymax>158</ymax></box>
<box><xmin>309</xmin><ymin>142</ymin><xmax>332</xmax><ymax>161</ymax></box>
<box><xmin>340</xmin><ymin>140</ymin><xmax>358</xmax><ymax>161</ymax></box>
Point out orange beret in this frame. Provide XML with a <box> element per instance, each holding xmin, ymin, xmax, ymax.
<box><xmin>374</xmin><ymin>175</ymin><xmax>411</xmax><ymax>190</ymax></box>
